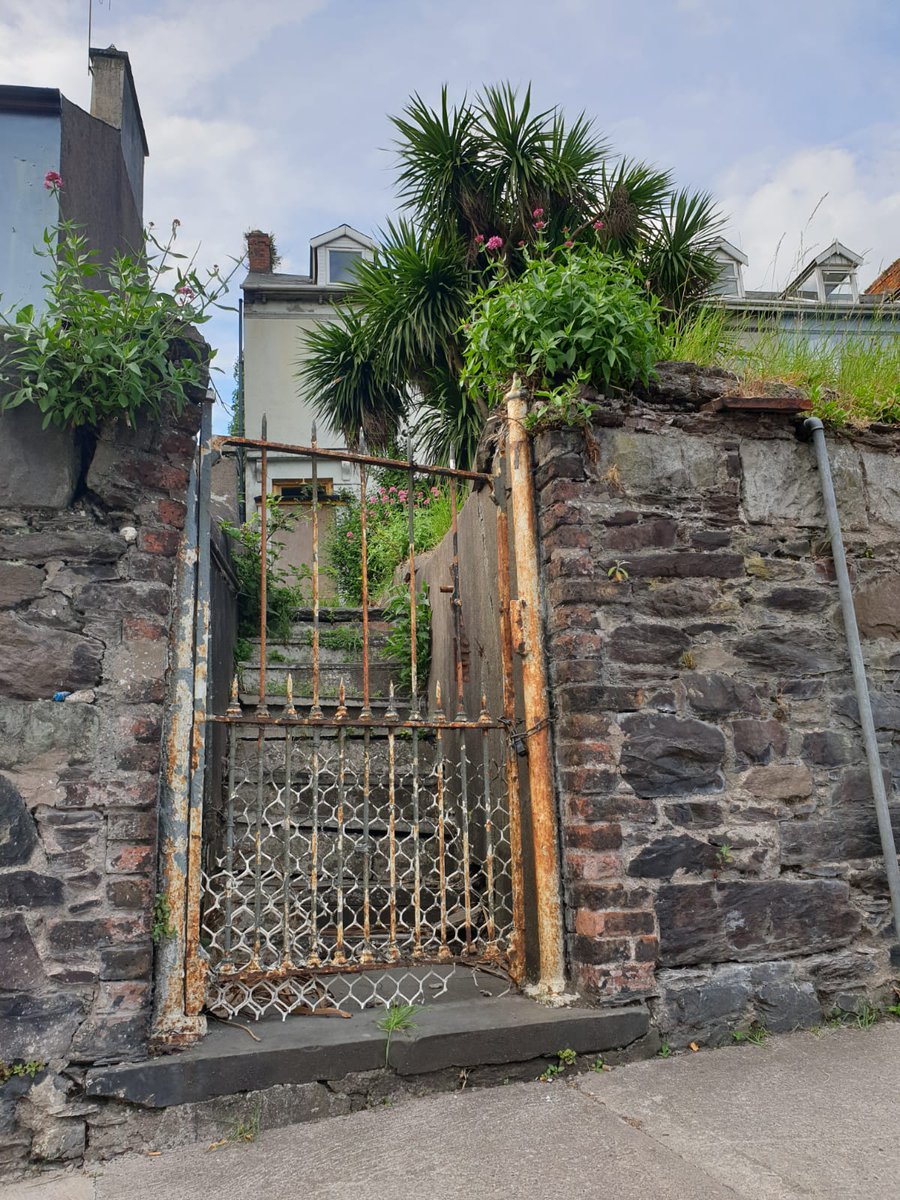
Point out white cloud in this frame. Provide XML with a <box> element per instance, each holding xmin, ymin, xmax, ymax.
<box><xmin>718</xmin><ymin>135</ymin><xmax>900</xmax><ymax>291</ymax></box>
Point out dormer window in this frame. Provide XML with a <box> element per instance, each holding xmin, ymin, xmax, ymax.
<box><xmin>708</xmin><ymin>238</ymin><xmax>748</xmax><ymax>299</ymax></box>
<box><xmin>782</xmin><ymin>240</ymin><xmax>863</xmax><ymax>304</ymax></box>
<box><xmin>328</xmin><ymin>249</ymin><xmax>364</xmax><ymax>284</ymax></box>
<box><xmin>309</xmin><ymin>224</ymin><xmax>377</xmax><ymax>286</ymax></box>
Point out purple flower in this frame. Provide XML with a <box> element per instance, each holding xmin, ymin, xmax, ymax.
<box><xmin>43</xmin><ymin>170</ymin><xmax>63</xmax><ymax>191</ymax></box>
<box><xmin>485</xmin><ymin>235</ymin><xmax>503</xmax><ymax>252</ymax></box>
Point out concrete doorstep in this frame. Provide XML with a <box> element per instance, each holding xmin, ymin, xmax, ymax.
<box><xmin>4</xmin><ymin>1022</ymin><xmax>900</xmax><ymax>1200</ymax></box>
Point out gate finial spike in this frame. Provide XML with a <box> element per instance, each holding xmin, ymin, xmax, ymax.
<box><xmin>284</xmin><ymin>672</ymin><xmax>297</xmax><ymax>717</ymax></box>
<box><xmin>386</xmin><ymin>679</ymin><xmax>399</xmax><ymax>721</ymax></box>
<box><xmin>261</xmin><ymin>413</ymin><xmax>267</xmax><ymax>440</ymax></box>
<box><xmin>311</xmin><ymin>419</ymin><xmax>317</xmax><ymax>445</ymax></box>
<box><xmin>335</xmin><ymin>678</ymin><xmax>348</xmax><ymax>720</ymax></box>
<box><xmin>434</xmin><ymin>679</ymin><xmax>445</xmax><ymax>724</ymax></box>
<box><xmin>227</xmin><ymin>674</ymin><xmax>241</xmax><ymax>716</ymax></box>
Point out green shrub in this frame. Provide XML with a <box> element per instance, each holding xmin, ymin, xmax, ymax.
<box><xmin>383</xmin><ymin>583</ymin><xmax>432</xmax><ymax>697</ymax></box>
<box><xmin>0</xmin><ymin>178</ymin><xmax>239</xmax><ymax>429</ymax></box>
<box><xmin>222</xmin><ymin>496</ymin><xmax>310</xmax><ymax>640</ymax></box>
<box><xmin>461</xmin><ymin>247</ymin><xmax>662</xmax><ymax>409</ymax></box>
<box><xmin>327</xmin><ymin>472</ymin><xmax>452</xmax><ymax>605</ymax></box>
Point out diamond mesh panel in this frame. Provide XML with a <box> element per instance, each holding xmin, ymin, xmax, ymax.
<box><xmin>201</xmin><ymin>722</ymin><xmax>516</xmax><ymax>1019</ymax></box>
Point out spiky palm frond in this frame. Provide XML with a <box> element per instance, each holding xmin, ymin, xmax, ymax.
<box><xmin>299</xmin><ymin>308</ymin><xmax>407</xmax><ymax>451</ymax></box>
<box><xmin>597</xmin><ymin>159</ymin><xmax>674</xmax><ymax>253</ymax></box>
<box><xmin>409</xmin><ymin>365</ymin><xmax>485</xmax><ymax>467</ymax></box>
<box><xmin>357</xmin><ymin>220</ymin><xmax>473</xmax><ymax>382</ymax></box>
<box><xmin>392</xmin><ymin>88</ymin><xmax>492</xmax><ymax>245</ymax></box>
<box><xmin>643</xmin><ymin>188</ymin><xmax>724</xmax><ymax>312</ymax></box>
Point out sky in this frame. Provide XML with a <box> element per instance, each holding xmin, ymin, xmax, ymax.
<box><xmin>2</xmin><ymin>0</ymin><xmax>899</xmax><ymax>430</ymax></box>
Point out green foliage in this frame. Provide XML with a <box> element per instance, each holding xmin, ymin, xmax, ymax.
<box><xmin>658</xmin><ymin>1042</ymin><xmax>673</xmax><ymax>1058</ymax></box>
<box><xmin>732</xmin><ymin>1024</ymin><xmax>769</xmax><ymax>1046</ymax></box>
<box><xmin>376</xmin><ymin>1002</ymin><xmax>420</xmax><ymax>1065</ymax></box>
<box><xmin>326</xmin><ymin>474</ymin><xmax>452</xmax><ymax>605</ymax></box>
<box><xmin>222</xmin><ymin>495</ymin><xmax>311</xmax><ymax>641</ymax></box>
<box><xmin>383</xmin><ymin>583</ymin><xmax>432</xmax><ymax>696</ymax></box>
<box><xmin>303</xmin><ymin>84</ymin><xmax>722</xmax><ymax>466</ymax></box>
<box><xmin>314</xmin><ymin>626</ymin><xmax>364</xmax><ymax>656</ymax></box>
<box><xmin>151</xmin><ymin>893</ymin><xmax>175</xmax><ymax>944</ymax></box>
<box><xmin>462</xmin><ymin>248</ymin><xmax>662</xmax><ymax>406</ymax></box>
<box><xmin>0</xmin><ymin>1060</ymin><xmax>45</xmax><ymax>1084</ymax></box>
<box><xmin>0</xmin><ymin>202</ymin><xmax>240</xmax><ymax>429</ymax></box>
<box><xmin>539</xmin><ymin>1047</ymin><xmax>578</xmax><ymax>1081</ymax></box>
<box><xmin>523</xmin><ymin>372</ymin><xmax>596</xmax><ymax>433</ymax></box>
<box><xmin>234</xmin><ymin>637</ymin><xmax>253</xmax><ymax>664</ymax></box>
<box><xmin>662</xmin><ymin>306</ymin><xmax>900</xmax><ymax>427</ymax></box>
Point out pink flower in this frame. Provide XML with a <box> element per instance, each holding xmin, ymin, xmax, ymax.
<box><xmin>532</xmin><ymin>207</ymin><xmax>544</xmax><ymax>218</ymax></box>
<box><xmin>176</xmin><ymin>285</ymin><xmax>196</xmax><ymax>305</ymax></box>
<box><xmin>485</xmin><ymin>235</ymin><xmax>503</xmax><ymax>252</ymax></box>
<box><xmin>379</xmin><ymin>489</ymin><xmax>387</xmax><ymax>500</ymax></box>
<box><xmin>43</xmin><ymin>170</ymin><xmax>63</xmax><ymax>191</ymax></box>
<box><xmin>593</xmin><ymin>219</ymin><xmax>604</xmax><ymax>230</ymax></box>
<box><xmin>533</xmin><ymin>220</ymin><xmax>545</xmax><ymax>231</ymax></box>
<box><xmin>346</xmin><ymin>530</ymin><xmax>354</xmax><ymax>540</ymax></box>
<box><xmin>398</xmin><ymin>489</ymin><xmax>408</xmax><ymax>502</ymax></box>
<box><xmin>389</xmin><ymin>485</ymin><xmax>397</xmax><ymax>493</ymax></box>
<box><xmin>564</xmin><ymin>239</ymin><xmax>574</xmax><ymax>248</ymax></box>
<box><xmin>474</xmin><ymin>234</ymin><xmax>485</xmax><ymax>245</ymax></box>
<box><xmin>431</xmin><ymin>486</ymin><xmax>440</xmax><ymax>498</ymax></box>
<box><xmin>422</xmin><ymin>497</ymin><xmax>430</xmax><ymax>505</ymax></box>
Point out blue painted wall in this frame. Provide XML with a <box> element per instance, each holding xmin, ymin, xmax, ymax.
<box><xmin>0</xmin><ymin>111</ymin><xmax>61</xmax><ymax>312</ymax></box>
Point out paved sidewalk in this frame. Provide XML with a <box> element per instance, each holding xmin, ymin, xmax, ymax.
<box><xmin>4</xmin><ymin>1023</ymin><xmax>899</xmax><ymax>1200</ymax></box>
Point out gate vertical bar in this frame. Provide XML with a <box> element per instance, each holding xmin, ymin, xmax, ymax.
<box><xmin>406</xmin><ymin>438</ymin><xmax>423</xmax><ymax>958</ymax></box>
<box><xmin>505</xmin><ymin>382</ymin><xmax>566</xmax><ymax>998</ymax></box>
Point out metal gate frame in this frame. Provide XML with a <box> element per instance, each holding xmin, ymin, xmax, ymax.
<box><xmin>152</xmin><ymin>385</ymin><xmax>565</xmax><ymax>1046</ymax></box>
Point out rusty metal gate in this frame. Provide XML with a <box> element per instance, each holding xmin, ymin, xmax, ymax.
<box><xmin>151</xmin><ymin>388</ymin><xmax>565</xmax><ymax>1044</ymax></box>
<box><xmin>199</xmin><ymin>426</ymin><xmax>532</xmax><ymax>1020</ymax></box>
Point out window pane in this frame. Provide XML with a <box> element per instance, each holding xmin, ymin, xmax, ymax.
<box><xmin>329</xmin><ymin>250</ymin><xmax>363</xmax><ymax>284</ymax></box>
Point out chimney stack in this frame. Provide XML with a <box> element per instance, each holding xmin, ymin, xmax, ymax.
<box><xmin>247</xmin><ymin>230</ymin><xmax>275</xmax><ymax>273</ymax></box>
<box><xmin>89</xmin><ymin>46</ymin><xmax>148</xmax><ymax>214</ymax></box>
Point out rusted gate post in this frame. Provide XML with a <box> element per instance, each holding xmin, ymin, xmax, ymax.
<box><xmin>505</xmin><ymin>380</ymin><xmax>567</xmax><ymax>998</ymax></box>
<box><xmin>151</xmin><ymin>396</ymin><xmax>213</xmax><ymax>1047</ymax></box>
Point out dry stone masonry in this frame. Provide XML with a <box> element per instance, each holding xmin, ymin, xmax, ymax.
<box><xmin>535</xmin><ymin>363</ymin><xmax>900</xmax><ymax>1045</ymax></box>
<box><xmin>0</xmin><ymin>398</ymin><xmax>201</xmax><ymax>1172</ymax></box>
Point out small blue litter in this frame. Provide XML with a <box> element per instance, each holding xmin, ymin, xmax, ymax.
<box><xmin>52</xmin><ymin>691</ymin><xmax>71</xmax><ymax>702</ymax></box>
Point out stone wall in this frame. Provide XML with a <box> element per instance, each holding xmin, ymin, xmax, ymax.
<box><xmin>0</xmin><ymin>397</ymin><xmax>201</xmax><ymax>1172</ymax></box>
<box><xmin>534</xmin><ymin>364</ymin><xmax>900</xmax><ymax>1045</ymax></box>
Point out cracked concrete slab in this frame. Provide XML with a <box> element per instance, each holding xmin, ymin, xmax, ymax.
<box><xmin>5</xmin><ymin>1023</ymin><xmax>900</xmax><ymax>1199</ymax></box>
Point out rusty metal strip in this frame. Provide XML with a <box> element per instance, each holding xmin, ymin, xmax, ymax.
<box><xmin>358</xmin><ymin>446</ymin><xmax>372</xmax><ymax>721</ymax></box>
<box><xmin>479</xmin><ymin>673</ymin><xmax>500</xmax><ymax>962</ymax></box>
<box><xmin>434</xmin><ymin>682</ymin><xmax>451</xmax><ymax>962</ymax></box>
<box><xmin>310</xmin><ymin>423</ymin><xmax>323</xmax><ymax>721</ymax></box>
<box><xmin>360</xmin><ymin>725</ymin><xmax>373</xmax><ymax>963</ymax></box>
<box><xmin>333</xmin><ymin>722</ymin><xmax>347</xmax><ymax>965</ymax></box>
<box><xmin>386</xmin><ymin>684</ymin><xmax>400</xmax><ymax>961</ymax></box>
<box><xmin>493</xmin><ymin>448</ymin><xmax>526</xmax><ymax>984</ymax></box>
<box><xmin>151</xmin><ymin>408</ymin><xmax>205</xmax><ymax>1047</ymax></box>
<box><xmin>209</xmin><ymin>714</ymin><xmax>505</xmax><ymax>730</ymax></box>
<box><xmin>406</xmin><ymin>434</ymin><xmax>420</xmax><ymax>718</ymax></box>
<box><xmin>308</xmin><ymin>724</ymin><xmax>321</xmax><ymax>966</ymax></box>
<box><xmin>280</xmin><ymin>675</ymin><xmax>296</xmax><ymax>969</ymax></box>
<box><xmin>184</xmin><ymin>396</ymin><xmax>214</xmax><ymax>1021</ymax></box>
<box><xmin>256</xmin><ymin>415</ymin><xmax>269</xmax><ymax>718</ymax></box>
<box><xmin>505</xmin><ymin>383</ymin><xmax>566</xmax><ymax>997</ymax></box>
<box><xmin>222</xmin><ymin>434</ymin><xmax>492</xmax><ymax>484</ymax></box>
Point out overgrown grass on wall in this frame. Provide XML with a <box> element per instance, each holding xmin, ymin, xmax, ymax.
<box><xmin>662</xmin><ymin>306</ymin><xmax>900</xmax><ymax>426</ymax></box>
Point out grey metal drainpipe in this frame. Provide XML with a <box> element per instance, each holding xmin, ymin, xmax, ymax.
<box><xmin>805</xmin><ymin>416</ymin><xmax>900</xmax><ymax>949</ymax></box>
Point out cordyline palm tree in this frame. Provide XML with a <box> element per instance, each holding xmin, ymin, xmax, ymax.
<box><xmin>302</xmin><ymin>83</ymin><xmax>722</xmax><ymax>465</ymax></box>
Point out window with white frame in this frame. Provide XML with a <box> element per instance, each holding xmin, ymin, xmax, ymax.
<box><xmin>328</xmin><ymin>249</ymin><xmax>364</xmax><ymax>284</ymax></box>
